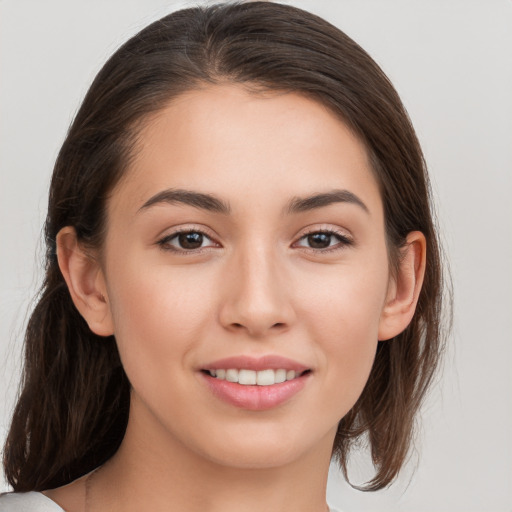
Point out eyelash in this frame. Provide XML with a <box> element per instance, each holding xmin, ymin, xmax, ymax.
<box><xmin>156</xmin><ymin>228</ymin><xmax>353</xmax><ymax>255</ymax></box>
<box><xmin>295</xmin><ymin>229</ymin><xmax>353</xmax><ymax>253</ymax></box>
<box><xmin>157</xmin><ymin>228</ymin><xmax>219</xmax><ymax>255</ymax></box>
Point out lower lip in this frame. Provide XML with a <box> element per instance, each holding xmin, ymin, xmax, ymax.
<box><xmin>200</xmin><ymin>372</ymin><xmax>310</xmax><ymax>411</ymax></box>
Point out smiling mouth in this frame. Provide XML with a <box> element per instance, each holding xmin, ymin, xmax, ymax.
<box><xmin>199</xmin><ymin>359</ymin><xmax>312</xmax><ymax>410</ymax></box>
<box><xmin>201</xmin><ymin>368</ymin><xmax>311</xmax><ymax>386</ymax></box>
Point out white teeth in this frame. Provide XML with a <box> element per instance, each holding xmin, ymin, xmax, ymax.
<box><xmin>207</xmin><ymin>368</ymin><xmax>303</xmax><ymax>385</ymax></box>
<box><xmin>275</xmin><ymin>369</ymin><xmax>286</xmax><ymax>383</ymax></box>
<box><xmin>238</xmin><ymin>369</ymin><xmax>257</xmax><ymax>385</ymax></box>
<box><xmin>286</xmin><ymin>370</ymin><xmax>296</xmax><ymax>381</ymax></box>
<box><xmin>226</xmin><ymin>369</ymin><xmax>238</xmax><ymax>382</ymax></box>
<box><xmin>256</xmin><ymin>369</ymin><xmax>275</xmax><ymax>386</ymax></box>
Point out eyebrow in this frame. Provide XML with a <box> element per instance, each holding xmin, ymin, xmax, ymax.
<box><xmin>286</xmin><ymin>189</ymin><xmax>369</xmax><ymax>215</ymax></box>
<box><xmin>138</xmin><ymin>188</ymin><xmax>369</xmax><ymax>216</ymax></box>
<box><xmin>138</xmin><ymin>189</ymin><xmax>231</xmax><ymax>215</ymax></box>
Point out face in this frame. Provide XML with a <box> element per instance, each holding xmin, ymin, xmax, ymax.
<box><xmin>100</xmin><ymin>84</ymin><xmax>392</xmax><ymax>469</ymax></box>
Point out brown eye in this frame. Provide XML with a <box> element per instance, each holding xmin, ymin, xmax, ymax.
<box><xmin>158</xmin><ymin>230</ymin><xmax>217</xmax><ymax>252</ymax></box>
<box><xmin>295</xmin><ymin>230</ymin><xmax>352</xmax><ymax>251</ymax></box>
<box><xmin>178</xmin><ymin>232</ymin><xmax>204</xmax><ymax>249</ymax></box>
<box><xmin>307</xmin><ymin>233</ymin><xmax>332</xmax><ymax>249</ymax></box>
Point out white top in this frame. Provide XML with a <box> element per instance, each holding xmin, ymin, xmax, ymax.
<box><xmin>0</xmin><ymin>492</ymin><xmax>341</xmax><ymax>511</ymax></box>
<box><xmin>0</xmin><ymin>492</ymin><xmax>64</xmax><ymax>511</ymax></box>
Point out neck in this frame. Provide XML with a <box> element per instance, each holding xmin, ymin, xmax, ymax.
<box><xmin>89</xmin><ymin>397</ymin><xmax>335</xmax><ymax>512</ymax></box>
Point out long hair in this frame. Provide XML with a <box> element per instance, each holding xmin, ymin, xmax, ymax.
<box><xmin>3</xmin><ymin>1</ymin><xmax>449</xmax><ymax>491</ymax></box>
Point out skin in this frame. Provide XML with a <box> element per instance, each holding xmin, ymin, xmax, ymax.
<box><xmin>50</xmin><ymin>84</ymin><xmax>426</xmax><ymax>512</ymax></box>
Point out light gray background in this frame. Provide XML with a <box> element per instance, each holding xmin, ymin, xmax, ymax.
<box><xmin>1</xmin><ymin>1</ymin><xmax>511</xmax><ymax>511</ymax></box>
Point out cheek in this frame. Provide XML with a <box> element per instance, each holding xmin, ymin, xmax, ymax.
<box><xmin>105</xmin><ymin>256</ymin><xmax>216</xmax><ymax>382</ymax></box>
<box><xmin>298</xmin><ymin>255</ymin><xmax>388</xmax><ymax>339</ymax></box>
<box><xmin>296</xmin><ymin>257</ymin><xmax>389</xmax><ymax>408</ymax></box>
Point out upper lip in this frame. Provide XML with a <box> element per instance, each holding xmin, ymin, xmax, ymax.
<box><xmin>201</xmin><ymin>355</ymin><xmax>310</xmax><ymax>373</ymax></box>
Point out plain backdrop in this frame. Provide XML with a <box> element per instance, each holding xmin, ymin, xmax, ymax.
<box><xmin>1</xmin><ymin>1</ymin><xmax>511</xmax><ymax>511</ymax></box>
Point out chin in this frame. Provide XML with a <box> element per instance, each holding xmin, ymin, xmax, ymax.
<box><xmin>192</xmin><ymin>420</ymin><xmax>337</xmax><ymax>470</ymax></box>
<box><xmin>202</xmin><ymin>442</ymin><xmax>308</xmax><ymax>470</ymax></box>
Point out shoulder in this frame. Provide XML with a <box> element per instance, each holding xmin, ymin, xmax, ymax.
<box><xmin>0</xmin><ymin>492</ymin><xmax>65</xmax><ymax>512</ymax></box>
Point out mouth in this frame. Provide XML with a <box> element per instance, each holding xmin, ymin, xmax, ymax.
<box><xmin>198</xmin><ymin>355</ymin><xmax>312</xmax><ymax>410</ymax></box>
<box><xmin>201</xmin><ymin>368</ymin><xmax>311</xmax><ymax>386</ymax></box>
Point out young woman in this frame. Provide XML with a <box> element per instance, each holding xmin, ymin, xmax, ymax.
<box><xmin>1</xmin><ymin>2</ymin><xmax>448</xmax><ymax>511</ymax></box>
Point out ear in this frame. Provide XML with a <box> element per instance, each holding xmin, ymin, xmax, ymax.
<box><xmin>56</xmin><ymin>226</ymin><xmax>114</xmax><ymax>337</ymax></box>
<box><xmin>378</xmin><ymin>231</ymin><xmax>426</xmax><ymax>341</ymax></box>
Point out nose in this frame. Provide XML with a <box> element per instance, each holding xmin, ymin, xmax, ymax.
<box><xmin>218</xmin><ymin>244</ymin><xmax>295</xmax><ymax>338</ymax></box>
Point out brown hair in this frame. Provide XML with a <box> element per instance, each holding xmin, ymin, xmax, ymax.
<box><xmin>3</xmin><ymin>1</ymin><xmax>449</xmax><ymax>492</ymax></box>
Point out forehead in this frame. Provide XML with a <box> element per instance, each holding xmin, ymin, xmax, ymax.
<box><xmin>109</xmin><ymin>84</ymin><xmax>382</xmax><ymax>219</ymax></box>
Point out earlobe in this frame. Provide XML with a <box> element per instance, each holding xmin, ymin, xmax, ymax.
<box><xmin>56</xmin><ymin>226</ymin><xmax>114</xmax><ymax>337</ymax></box>
<box><xmin>378</xmin><ymin>231</ymin><xmax>426</xmax><ymax>341</ymax></box>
